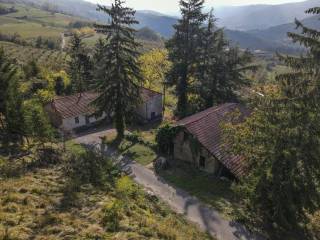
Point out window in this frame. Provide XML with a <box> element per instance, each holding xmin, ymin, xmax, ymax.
<box><xmin>85</xmin><ymin>116</ymin><xmax>90</xmax><ymax>125</ymax></box>
<box><xmin>75</xmin><ymin>117</ymin><xmax>79</xmax><ymax>124</ymax></box>
<box><xmin>199</xmin><ymin>156</ymin><xmax>206</xmax><ymax>168</ymax></box>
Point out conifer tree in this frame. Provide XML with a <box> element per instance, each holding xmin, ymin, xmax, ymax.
<box><xmin>68</xmin><ymin>33</ymin><xmax>92</xmax><ymax>94</ymax></box>
<box><xmin>225</xmin><ymin>7</ymin><xmax>320</xmax><ymax>239</ymax></box>
<box><xmin>166</xmin><ymin>0</ymin><xmax>207</xmax><ymax>117</ymax></box>
<box><xmin>23</xmin><ymin>100</ymin><xmax>53</xmax><ymax>147</ymax></box>
<box><xmin>93</xmin><ymin>0</ymin><xmax>143</xmax><ymax>139</ymax></box>
<box><xmin>0</xmin><ymin>48</ymin><xmax>25</xmax><ymax>147</ymax></box>
<box><xmin>196</xmin><ymin>10</ymin><xmax>255</xmax><ymax>110</ymax></box>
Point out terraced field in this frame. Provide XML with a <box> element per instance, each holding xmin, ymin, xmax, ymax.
<box><xmin>0</xmin><ymin>41</ymin><xmax>68</xmax><ymax>70</ymax></box>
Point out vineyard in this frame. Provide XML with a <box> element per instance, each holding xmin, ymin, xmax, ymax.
<box><xmin>0</xmin><ymin>41</ymin><xmax>68</xmax><ymax>71</ymax></box>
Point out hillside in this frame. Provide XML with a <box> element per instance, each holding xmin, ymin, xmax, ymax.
<box><xmin>215</xmin><ymin>0</ymin><xmax>319</xmax><ymax>30</ymax></box>
<box><xmin>248</xmin><ymin>15</ymin><xmax>320</xmax><ymax>44</ymax></box>
<box><xmin>0</xmin><ymin>144</ymin><xmax>213</xmax><ymax>240</ymax></box>
<box><xmin>0</xmin><ymin>41</ymin><xmax>67</xmax><ymax>70</ymax></box>
<box><xmin>0</xmin><ymin>1</ymin><xmax>85</xmax><ymax>41</ymax></box>
<box><xmin>1</xmin><ymin>0</ymin><xmax>179</xmax><ymax>38</ymax></box>
<box><xmin>0</xmin><ymin>0</ymin><xmax>164</xmax><ymax>65</ymax></box>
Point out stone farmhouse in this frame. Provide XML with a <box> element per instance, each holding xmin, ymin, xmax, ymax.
<box><xmin>45</xmin><ymin>87</ymin><xmax>163</xmax><ymax>132</ymax></box>
<box><xmin>173</xmin><ymin>103</ymin><xmax>249</xmax><ymax>179</ymax></box>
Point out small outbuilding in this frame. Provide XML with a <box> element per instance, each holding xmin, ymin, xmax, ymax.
<box><xmin>45</xmin><ymin>88</ymin><xmax>163</xmax><ymax>132</ymax></box>
<box><xmin>173</xmin><ymin>103</ymin><xmax>249</xmax><ymax>179</ymax></box>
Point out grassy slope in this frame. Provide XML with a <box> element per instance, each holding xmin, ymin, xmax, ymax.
<box><xmin>0</xmin><ymin>41</ymin><xmax>67</xmax><ymax>70</ymax></box>
<box><xmin>0</xmin><ymin>145</ymin><xmax>213</xmax><ymax>240</ymax></box>
<box><xmin>0</xmin><ymin>3</ymin><xmax>82</xmax><ymax>39</ymax></box>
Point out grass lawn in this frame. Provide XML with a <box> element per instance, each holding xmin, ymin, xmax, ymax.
<box><xmin>159</xmin><ymin>162</ymin><xmax>240</xmax><ymax>219</ymax></box>
<box><xmin>103</xmin><ymin>128</ymin><xmax>158</xmax><ymax>166</ymax></box>
<box><xmin>121</xmin><ymin>142</ymin><xmax>157</xmax><ymax>166</ymax></box>
<box><xmin>65</xmin><ymin>140</ymin><xmax>86</xmax><ymax>156</ymax></box>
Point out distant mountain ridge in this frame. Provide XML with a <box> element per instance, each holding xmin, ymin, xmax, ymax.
<box><xmin>4</xmin><ymin>0</ymin><xmax>319</xmax><ymax>53</ymax></box>
<box><xmin>215</xmin><ymin>0</ymin><xmax>318</xmax><ymax>30</ymax></box>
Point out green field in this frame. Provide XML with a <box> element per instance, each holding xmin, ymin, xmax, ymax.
<box><xmin>0</xmin><ymin>3</ymin><xmax>85</xmax><ymax>40</ymax></box>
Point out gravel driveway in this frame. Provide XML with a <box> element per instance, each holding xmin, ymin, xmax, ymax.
<box><xmin>74</xmin><ymin>128</ymin><xmax>263</xmax><ymax>240</ymax></box>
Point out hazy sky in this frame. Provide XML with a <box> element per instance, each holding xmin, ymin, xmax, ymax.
<box><xmin>85</xmin><ymin>0</ymin><xmax>306</xmax><ymax>14</ymax></box>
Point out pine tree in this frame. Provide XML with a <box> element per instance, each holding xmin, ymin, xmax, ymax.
<box><xmin>93</xmin><ymin>0</ymin><xmax>143</xmax><ymax>139</ymax></box>
<box><xmin>0</xmin><ymin>48</ymin><xmax>25</xmax><ymax>148</ymax></box>
<box><xmin>166</xmin><ymin>0</ymin><xmax>207</xmax><ymax>117</ymax></box>
<box><xmin>196</xmin><ymin>9</ymin><xmax>255</xmax><ymax>110</ymax></box>
<box><xmin>23</xmin><ymin>100</ymin><xmax>53</xmax><ymax>147</ymax></box>
<box><xmin>225</xmin><ymin>7</ymin><xmax>320</xmax><ymax>239</ymax></box>
<box><xmin>196</xmin><ymin>10</ymin><xmax>225</xmax><ymax>109</ymax></box>
<box><xmin>68</xmin><ymin>33</ymin><xmax>92</xmax><ymax>94</ymax></box>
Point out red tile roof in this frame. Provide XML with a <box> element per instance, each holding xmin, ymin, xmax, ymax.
<box><xmin>176</xmin><ymin>103</ymin><xmax>250</xmax><ymax>178</ymax></box>
<box><xmin>52</xmin><ymin>92</ymin><xmax>98</xmax><ymax>119</ymax></box>
<box><xmin>50</xmin><ymin>88</ymin><xmax>162</xmax><ymax>119</ymax></box>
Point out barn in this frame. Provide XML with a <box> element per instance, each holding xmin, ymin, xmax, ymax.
<box><xmin>173</xmin><ymin>103</ymin><xmax>249</xmax><ymax>179</ymax></box>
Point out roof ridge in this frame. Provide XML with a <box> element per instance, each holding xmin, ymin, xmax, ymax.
<box><xmin>181</xmin><ymin>103</ymin><xmax>236</xmax><ymax>126</ymax></box>
<box><xmin>140</xmin><ymin>86</ymin><xmax>163</xmax><ymax>95</ymax></box>
<box><xmin>54</xmin><ymin>91</ymin><xmax>96</xmax><ymax>101</ymax></box>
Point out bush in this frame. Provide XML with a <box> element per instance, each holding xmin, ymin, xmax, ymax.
<box><xmin>115</xmin><ymin>176</ymin><xmax>139</xmax><ymax>199</ymax></box>
<box><xmin>101</xmin><ymin>199</ymin><xmax>123</xmax><ymax>232</ymax></box>
<box><xmin>125</xmin><ymin>132</ymin><xmax>157</xmax><ymax>150</ymax></box>
<box><xmin>63</xmin><ymin>149</ymin><xmax>120</xmax><ymax>187</ymax></box>
<box><xmin>308</xmin><ymin>211</ymin><xmax>320</xmax><ymax>239</ymax></box>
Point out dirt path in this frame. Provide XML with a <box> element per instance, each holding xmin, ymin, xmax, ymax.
<box><xmin>74</xmin><ymin>129</ymin><xmax>263</xmax><ymax>240</ymax></box>
<box><xmin>61</xmin><ymin>33</ymin><xmax>66</xmax><ymax>50</ymax></box>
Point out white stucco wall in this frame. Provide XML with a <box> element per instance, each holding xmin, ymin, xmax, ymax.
<box><xmin>137</xmin><ymin>95</ymin><xmax>163</xmax><ymax>122</ymax></box>
<box><xmin>61</xmin><ymin>112</ymin><xmax>107</xmax><ymax>131</ymax></box>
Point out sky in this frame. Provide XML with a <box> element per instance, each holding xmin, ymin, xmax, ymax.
<box><xmin>85</xmin><ymin>0</ymin><xmax>306</xmax><ymax>14</ymax></box>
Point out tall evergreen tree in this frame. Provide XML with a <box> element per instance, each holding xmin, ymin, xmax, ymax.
<box><xmin>196</xmin><ymin>10</ymin><xmax>255</xmax><ymax>110</ymax></box>
<box><xmin>93</xmin><ymin>0</ymin><xmax>143</xmax><ymax>139</ymax></box>
<box><xmin>68</xmin><ymin>33</ymin><xmax>92</xmax><ymax>94</ymax></box>
<box><xmin>166</xmin><ymin>0</ymin><xmax>207</xmax><ymax>117</ymax></box>
<box><xmin>225</xmin><ymin>7</ymin><xmax>320</xmax><ymax>239</ymax></box>
<box><xmin>0</xmin><ymin>48</ymin><xmax>25</xmax><ymax>148</ymax></box>
<box><xmin>23</xmin><ymin>100</ymin><xmax>53</xmax><ymax>147</ymax></box>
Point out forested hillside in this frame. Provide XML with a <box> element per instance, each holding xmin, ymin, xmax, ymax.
<box><xmin>0</xmin><ymin>0</ymin><xmax>319</xmax><ymax>240</ymax></box>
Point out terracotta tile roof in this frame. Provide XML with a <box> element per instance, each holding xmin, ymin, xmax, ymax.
<box><xmin>176</xmin><ymin>103</ymin><xmax>250</xmax><ymax>178</ymax></box>
<box><xmin>50</xmin><ymin>88</ymin><xmax>162</xmax><ymax>119</ymax></box>
<box><xmin>51</xmin><ymin>92</ymin><xmax>99</xmax><ymax>119</ymax></box>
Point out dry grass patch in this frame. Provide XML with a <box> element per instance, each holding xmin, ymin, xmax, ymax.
<box><xmin>0</xmin><ymin>149</ymin><xmax>214</xmax><ymax>240</ymax></box>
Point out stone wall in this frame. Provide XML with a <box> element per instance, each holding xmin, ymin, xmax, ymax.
<box><xmin>173</xmin><ymin>130</ymin><xmax>221</xmax><ymax>174</ymax></box>
<box><xmin>137</xmin><ymin>95</ymin><xmax>163</xmax><ymax>122</ymax></box>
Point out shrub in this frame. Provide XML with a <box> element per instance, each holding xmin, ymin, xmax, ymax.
<box><xmin>115</xmin><ymin>176</ymin><xmax>139</xmax><ymax>199</ymax></box>
<box><xmin>308</xmin><ymin>211</ymin><xmax>320</xmax><ymax>239</ymax></box>
<box><xmin>63</xmin><ymin>149</ymin><xmax>120</xmax><ymax>188</ymax></box>
<box><xmin>125</xmin><ymin>132</ymin><xmax>157</xmax><ymax>150</ymax></box>
<box><xmin>101</xmin><ymin>199</ymin><xmax>123</xmax><ymax>232</ymax></box>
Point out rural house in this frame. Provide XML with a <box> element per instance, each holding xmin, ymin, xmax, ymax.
<box><xmin>45</xmin><ymin>87</ymin><xmax>163</xmax><ymax>131</ymax></box>
<box><xmin>173</xmin><ymin>103</ymin><xmax>249</xmax><ymax>179</ymax></box>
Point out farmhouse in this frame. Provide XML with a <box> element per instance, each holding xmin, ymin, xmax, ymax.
<box><xmin>173</xmin><ymin>103</ymin><xmax>249</xmax><ymax>179</ymax></box>
<box><xmin>45</xmin><ymin>87</ymin><xmax>163</xmax><ymax>132</ymax></box>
